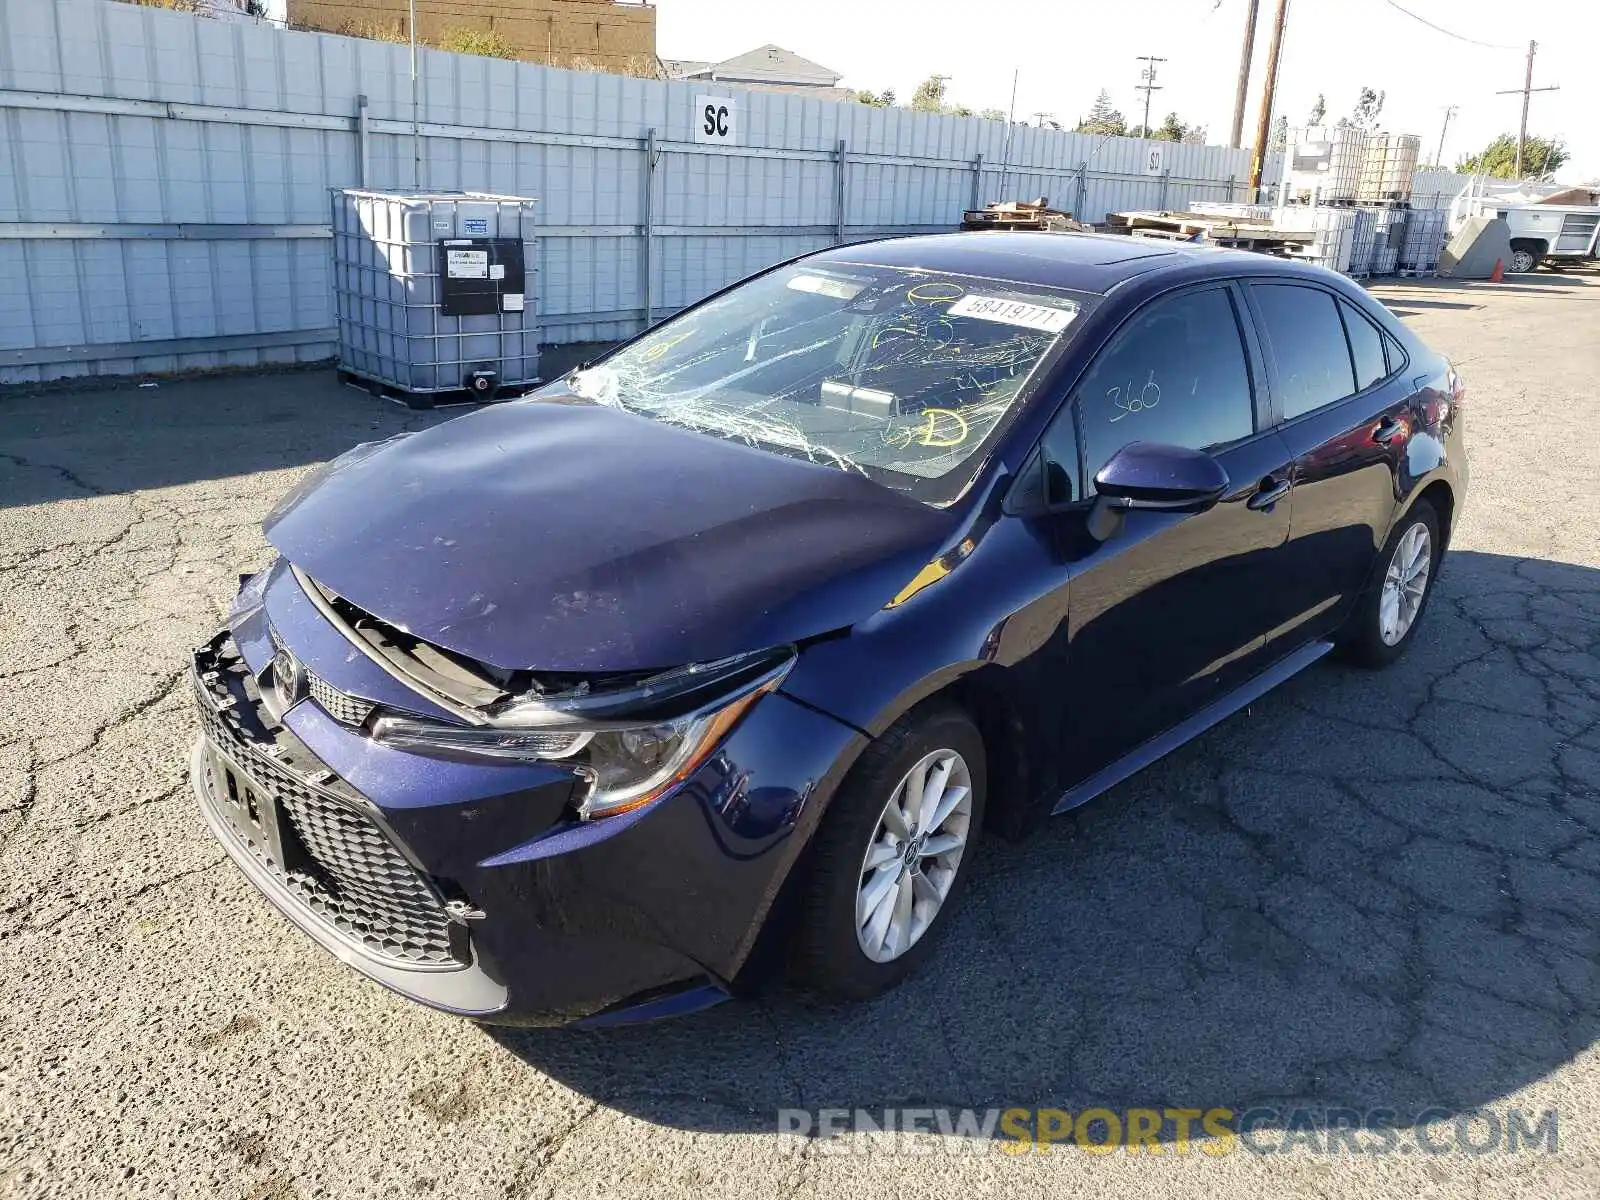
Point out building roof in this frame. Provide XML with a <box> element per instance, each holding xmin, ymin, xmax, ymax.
<box><xmin>666</xmin><ymin>45</ymin><xmax>842</xmax><ymax>88</ymax></box>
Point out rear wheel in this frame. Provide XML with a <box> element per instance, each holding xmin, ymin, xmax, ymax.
<box><xmin>1509</xmin><ymin>246</ymin><xmax>1541</xmax><ymax>274</ymax></box>
<box><xmin>1339</xmin><ymin>500</ymin><xmax>1441</xmax><ymax>667</ymax></box>
<box><xmin>792</xmin><ymin>704</ymin><xmax>985</xmax><ymax>1000</ymax></box>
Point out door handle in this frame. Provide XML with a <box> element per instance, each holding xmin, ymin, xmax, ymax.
<box><xmin>1372</xmin><ymin>416</ymin><xmax>1405</xmax><ymax>445</ymax></box>
<box><xmin>1247</xmin><ymin>476</ymin><xmax>1292</xmax><ymax>511</ymax></box>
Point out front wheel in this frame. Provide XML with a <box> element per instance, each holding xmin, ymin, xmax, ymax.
<box><xmin>792</xmin><ymin>704</ymin><xmax>986</xmax><ymax>1000</ymax></box>
<box><xmin>1339</xmin><ymin>500</ymin><xmax>1441</xmax><ymax>667</ymax></box>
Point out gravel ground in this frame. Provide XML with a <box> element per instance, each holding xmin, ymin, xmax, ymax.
<box><xmin>2</xmin><ymin>271</ymin><xmax>1598</xmax><ymax>1199</ymax></box>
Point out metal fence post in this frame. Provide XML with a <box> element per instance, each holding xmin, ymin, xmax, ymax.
<box><xmin>642</xmin><ymin>128</ymin><xmax>658</xmax><ymax>328</ymax></box>
<box><xmin>356</xmin><ymin>95</ymin><xmax>370</xmax><ymax>187</ymax></box>
<box><xmin>1159</xmin><ymin>168</ymin><xmax>1171</xmax><ymax>211</ymax></box>
<box><xmin>1075</xmin><ymin>162</ymin><xmax>1088</xmax><ymax>221</ymax></box>
<box><xmin>835</xmin><ymin>140</ymin><xmax>848</xmax><ymax>244</ymax></box>
<box><xmin>970</xmin><ymin>153</ymin><xmax>984</xmax><ymax>210</ymax></box>
<box><xmin>1226</xmin><ymin>173</ymin><xmax>1235</xmax><ymax>202</ymax></box>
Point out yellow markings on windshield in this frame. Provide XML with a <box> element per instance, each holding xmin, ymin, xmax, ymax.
<box><xmin>906</xmin><ymin>281</ymin><xmax>966</xmax><ymax>304</ymax></box>
<box><xmin>915</xmin><ymin>408</ymin><xmax>970</xmax><ymax>447</ymax></box>
<box><xmin>641</xmin><ymin>329</ymin><xmax>695</xmax><ymax>362</ymax></box>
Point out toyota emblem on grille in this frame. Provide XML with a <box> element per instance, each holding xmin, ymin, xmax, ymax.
<box><xmin>272</xmin><ymin>645</ymin><xmax>307</xmax><ymax>711</ymax></box>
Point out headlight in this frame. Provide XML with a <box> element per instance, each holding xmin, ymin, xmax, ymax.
<box><xmin>370</xmin><ymin>654</ymin><xmax>788</xmax><ymax>820</ymax></box>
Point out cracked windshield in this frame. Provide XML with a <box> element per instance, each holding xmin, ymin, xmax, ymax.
<box><xmin>567</xmin><ymin>262</ymin><xmax>1085</xmax><ymax>493</ymax></box>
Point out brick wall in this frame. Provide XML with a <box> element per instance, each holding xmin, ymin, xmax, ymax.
<box><xmin>287</xmin><ymin>0</ymin><xmax>657</xmax><ymax>73</ymax></box>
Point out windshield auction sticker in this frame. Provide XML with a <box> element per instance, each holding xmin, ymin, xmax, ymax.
<box><xmin>947</xmin><ymin>294</ymin><xmax>1077</xmax><ymax>334</ymax></box>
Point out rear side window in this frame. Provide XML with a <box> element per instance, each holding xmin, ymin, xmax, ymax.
<box><xmin>1253</xmin><ymin>284</ymin><xmax>1357</xmax><ymax>420</ymax></box>
<box><xmin>1076</xmin><ymin>287</ymin><xmax>1255</xmax><ymax>484</ymax></box>
<box><xmin>1339</xmin><ymin>300</ymin><xmax>1388</xmax><ymax>391</ymax></box>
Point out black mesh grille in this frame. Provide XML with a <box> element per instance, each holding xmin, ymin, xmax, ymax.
<box><xmin>194</xmin><ymin>672</ymin><xmax>460</xmax><ymax>966</ymax></box>
<box><xmin>306</xmin><ymin>671</ymin><xmax>377</xmax><ymax>727</ymax></box>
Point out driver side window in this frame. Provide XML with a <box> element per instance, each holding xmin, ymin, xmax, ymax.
<box><xmin>1076</xmin><ymin>288</ymin><xmax>1256</xmax><ymax>490</ymax></box>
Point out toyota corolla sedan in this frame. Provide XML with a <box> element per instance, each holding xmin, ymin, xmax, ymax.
<box><xmin>191</xmin><ymin>232</ymin><xmax>1465</xmax><ymax>1026</ymax></box>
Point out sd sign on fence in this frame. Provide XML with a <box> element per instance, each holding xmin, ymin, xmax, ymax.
<box><xmin>694</xmin><ymin>95</ymin><xmax>738</xmax><ymax>145</ymax></box>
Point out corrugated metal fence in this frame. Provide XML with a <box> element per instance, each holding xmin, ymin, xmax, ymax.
<box><xmin>0</xmin><ymin>0</ymin><xmax>1465</xmax><ymax>385</ymax></box>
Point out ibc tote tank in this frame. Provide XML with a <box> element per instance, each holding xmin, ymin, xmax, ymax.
<box><xmin>332</xmin><ymin>190</ymin><xmax>540</xmax><ymax>407</ymax></box>
<box><xmin>1286</xmin><ymin>125</ymin><xmax>1367</xmax><ymax>204</ymax></box>
<box><xmin>1358</xmin><ymin>135</ymin><xmax>1422</xmax><ymax>203</ymax></box>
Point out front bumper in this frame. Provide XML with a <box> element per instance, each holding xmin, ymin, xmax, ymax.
<box><xmin>190</xmin><ymin>574</ymin><xmax>866</xmax><ymax>1024</ymax></box>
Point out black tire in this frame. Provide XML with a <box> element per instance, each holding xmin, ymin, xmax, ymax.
<box><xmin>1338</xmin><ymin>500</ymin><xmax>1442</xmax><ymax>668</ymax></box>
<box><xmin>792</xmin><ymin>703</ymin><xmax>986</xmax><ymax>1001</ymax></box>
<box><xmin>1508</xmin><ymin>246</ymin><xmax>1541</xmax><ymax>274</ymax></box>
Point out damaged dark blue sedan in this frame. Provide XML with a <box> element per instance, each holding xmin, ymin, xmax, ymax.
<box><xmin>192</xmin><ymin>232</ymin><xmax>1466</xmax><ymax>1025</ymax></box>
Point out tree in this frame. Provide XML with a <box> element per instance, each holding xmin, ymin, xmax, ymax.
<box><xmin>950</xmin><ymin>104</ymin><xmax>974</xmax><ymax>118</ymax></box>
<box><xmin>1339</xmin><ymin>86</ymin><xmax>1385</xmax><ymax>130</ymax></box>
<box><xmin>1269</xmin><ymin>114</ymin><xmax>1289</xmax><ymax>153</ymax></box>
<box><xmin>1457</xmin><ymin>133</ymin><xmax>1569</xmax><ymax>180</ymax></box>
<box><xmin>981</xmin><ymin>107</ymin><xmax>1009</xmax><ymax>122</ymax></box>
<box><xmin>1182</xmin><ymin>125</ymin><xmax>1208</xmax><ymax>145</ymax></box>
<box><xmin>1076</xmin><ymin>90</ymin><xmax>1126</xmax><ymax>136</ymax></box>
<box><xmin>852</xmin><ymin>88</ymin><xmax>896</xmax><ymax>107</ymax></box>
<box><xmin>910</xmin><ymin>75</ymin><xmax>950</xmax><ymax>113</ymax></box>
<box><xmin>1308</xmin><ymin>93</ymin><xmax>1326</xmax><ymax>125</ymax></box>
<box><xmin>1153</xmin><ymin>112</ymin><xmax>1187</xmax><ymax>142</ymax></box>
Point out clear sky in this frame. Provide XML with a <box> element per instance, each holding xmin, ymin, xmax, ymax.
<box><xmin>656</xmin><ymin>0</ymin><xmax>1599</xmax><ymax>182</ymax></box>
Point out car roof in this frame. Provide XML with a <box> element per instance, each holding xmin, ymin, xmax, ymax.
<box><xmin>812</xmin><ymin>230</ymin><xmax>1328</xmax><ymax>296</ymax></box>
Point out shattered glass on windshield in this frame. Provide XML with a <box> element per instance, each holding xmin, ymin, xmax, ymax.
<box><xmin>568</xmin><ymin>263</ymin><xmax>1083</xmax><ymax>492</ymax></box>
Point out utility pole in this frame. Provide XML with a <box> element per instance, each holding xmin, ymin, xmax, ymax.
<box><xmin>1495</xmin><ymin>40</ymin><xmax>1559</xmax><ymax>178</ymax></box>
<box><xmin>1229</xmin><ymin>0</ymin><xmax>1260</xmax><ymax>148</ymax></box>
<box><xmin>1434</xmin><ymin>105</ymin><xmax>1457</xmax><ymax>170</ymax></box>
<box><xmin>1135</xmin><ymin>56</ymin><xmax>1166</xmax><ymax>138</ymax></box>
<box><xmin>1248</xmin><ymin>0</ymin><xmax>1289</xmax><ymax>196</ymax></box>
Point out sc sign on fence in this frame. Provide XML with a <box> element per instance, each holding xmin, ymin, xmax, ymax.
<box><xmin>695</xmin><ymin>95</ymin><xmax>738</xmax><ymax>145</ymax></box>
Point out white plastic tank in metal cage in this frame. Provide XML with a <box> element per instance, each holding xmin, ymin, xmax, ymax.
<box><xmin>1349</xmin><ymin>207</ymin><xmax>1406</xmax><ymax>277</ymax></box>
<box><xmin>1286</xmin><ymin>126</ymin><xmax>1367</xmax><ymax>205</ymax></box>
<box><xmin>1398</xmin><ymin>209</ymin><xmax>1450</xmax><ymax>274</ymax></box>
<box><xmin>1358</xmin><ymin>135</ymin><xmax>1422</xmax><ymax>204</ymax></box>
<box><xmin>1276</xmin><ymin>206</ymin><xmax>1357</xmax><ymax>273</ymax></box>
<box><xmin>332</xmin><ymin>190</ymin><xmax>540</xmax><ymax>406</ymax></box>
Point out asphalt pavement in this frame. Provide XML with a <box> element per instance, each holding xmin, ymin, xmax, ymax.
<box><xmin>1</xmin><ymin>270</ymin><xmax>1597</xmax><ymax>1199</ymax></box>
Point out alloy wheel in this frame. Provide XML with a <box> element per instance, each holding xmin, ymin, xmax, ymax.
<box><xmin>854</xmin><ymin>749</ymin><xmax>974</xmax><ymax>963</ymax></box>
<box><xmin>1509</xmin><ymin>249</ymin><xmax>1537</xmax><ymax>274</ymax></box>
<box><xmin>1379</xmin><ymin>521</ymin><xmax>1432</xmax><ymax>645</ymax></box>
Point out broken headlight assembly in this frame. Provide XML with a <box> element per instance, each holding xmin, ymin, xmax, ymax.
<box><xmin>369</xmin><ymin>649</ymin><xmax>793</xmax><ymax>820</ymax></box>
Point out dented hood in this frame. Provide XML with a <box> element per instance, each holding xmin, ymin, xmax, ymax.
<box><xmin>263</xmin><ymin>398</ymin><xmax>955</xmax><ymax>672</ymax></box>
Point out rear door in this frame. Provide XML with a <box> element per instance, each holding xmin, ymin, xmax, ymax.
<box><xmin>1243</xmin><ymin>281</ymin><xmax>1413</xmax><ymax>643</ymax></box>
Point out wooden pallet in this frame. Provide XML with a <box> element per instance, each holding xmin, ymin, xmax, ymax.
<box><xmin>1104</xmin><ymin>210</ymin><xmax>1312</xmax><ymax>255</ymax></box>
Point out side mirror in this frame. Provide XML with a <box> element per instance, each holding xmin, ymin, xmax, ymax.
<box><xmin>1086</xmin><ymin>442</ymin><xmax>1229</xmax><ymax>540</ymax></box>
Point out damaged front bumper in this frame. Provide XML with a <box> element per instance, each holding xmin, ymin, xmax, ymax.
<box><xmin>188</xmin><ymin>563</ymin><xmax>867</xmax><ymax>1025</ymax></box>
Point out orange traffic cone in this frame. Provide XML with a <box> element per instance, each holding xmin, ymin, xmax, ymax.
<box><xmin>1489</xmin><ymin>258</ymin><xmax>1504</xmax><ymax>282</ymax></box>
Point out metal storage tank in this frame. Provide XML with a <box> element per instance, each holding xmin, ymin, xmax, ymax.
<box><xmin>332</xmin><ymin>190</ymin><xmax>541</xmax><ymax>407</ymax></box>
<box><xmin>1358</xmin><ymin>135</ymin><xmax>1422</xmax><ymax>203</ymax></box>
<box><xmin>1286</xmin><ymin>126</ymin><xmax>1367</xmax><ymax>204</ymax></box>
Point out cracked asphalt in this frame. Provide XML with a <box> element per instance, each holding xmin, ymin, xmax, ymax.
<box><xmin>2</xmin><ymin>271</ymin><xmax>1598</xmax><ymax>1199</ymax></box>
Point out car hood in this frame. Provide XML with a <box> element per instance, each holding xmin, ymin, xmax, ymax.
<box><xmin>263</xmin><ymin>397</ymin><xmax>955</xmax><ymax>673</ymax></box>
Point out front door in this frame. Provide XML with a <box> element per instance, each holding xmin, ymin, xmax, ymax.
<box><xmin>1045</xmin><ymin>284</ymin><xmax>1297</xmax><ymax>783</ymax></box>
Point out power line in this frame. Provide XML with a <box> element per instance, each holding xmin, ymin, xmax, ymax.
<box><xmin>1379</xmin><ymin>0</ymin><xmax>1520</xmax><ymax>51</ymax></box>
